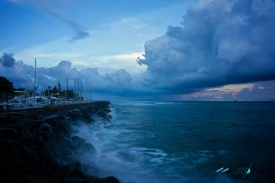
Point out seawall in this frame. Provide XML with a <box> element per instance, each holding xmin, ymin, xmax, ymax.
<box><xmin>0</xmin><ymin>101</ymin><xmax>120</xmax><ymax>183</ymax></box>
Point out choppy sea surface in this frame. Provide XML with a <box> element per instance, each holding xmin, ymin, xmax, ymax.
<box><xmin>74</xmin><ymin>101</ymin><xmax>275</xmax><ymax>183</ymax></box>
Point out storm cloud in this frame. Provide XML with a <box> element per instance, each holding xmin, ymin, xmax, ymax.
<box><xmin>0</xmin><ymin>58</ymin><xmax>138</xmax><ymax>99</ymax></box>
<box><xmin>3</xmin><ymin>0</ymin><xmax>275</xmax><ymax>101</ymax></box>
<box><xmin>235</xmin><ymin>80</ymin><xmax>275</xmax><ymax>101</ymax></box>
<box><xmin>137</xmin><ymin>0</ymin><xmax>275</xmax><ymax>93</ymax></box>
<box><xmin>0</xmin><ymin>53</ymin><xmax>16</xmax><ymax>67</ymax></box>
<box><xmin>0</xmin><ymin>59</ymin><xmax>33</xmax><ymax>88</ymax></box>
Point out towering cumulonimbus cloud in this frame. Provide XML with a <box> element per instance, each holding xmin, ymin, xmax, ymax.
<box><xmin>137</xmin><ymin>0</ymin><xmax>275</xmax><ymax>93</ymax></box>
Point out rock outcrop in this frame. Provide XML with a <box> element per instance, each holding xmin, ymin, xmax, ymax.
<box><xmin>0</xmin><ymin>101</ymin><xmax>120</xmax><ymax>183</ymax></box>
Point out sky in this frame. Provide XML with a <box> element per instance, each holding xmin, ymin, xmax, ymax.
<box><xmin>0</xmin><ymin>0</ymin><xmax>275</xmax><ymax>101</ymax></box>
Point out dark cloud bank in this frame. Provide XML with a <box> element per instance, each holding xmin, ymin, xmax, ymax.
<box><xmin>138</xmin><ymin>0</ymin><xmax>275</xmax><ymax>94</ymax></box>
<box><xmin>2</xmin><ymin>0</ymin><xmax>275</xmax><ymax>100</ymax></box>
<box><xmin>1</xmin><ymin>52</ymin><xmax>156</xmax><ymax>100</ymax></box>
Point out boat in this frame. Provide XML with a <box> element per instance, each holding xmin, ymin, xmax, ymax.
<box><xmin>1</xmin><ymin>59</ymin><xmax>45</xmax><ymax>111</ymax></box>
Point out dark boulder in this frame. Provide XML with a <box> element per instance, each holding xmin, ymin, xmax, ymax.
<box><xmin>0</xmin><ymin>101</ymin><xmax>120</xmax><ymax>183</ymax></box>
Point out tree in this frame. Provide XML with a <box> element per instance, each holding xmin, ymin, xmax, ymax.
<box><xmin>15</xmin><ymin>87</ymin><xmax>26</xmax><ymax>91</ymax></box>
<box><xmin>0</xmin><ymin>76</ymin><xmax>14</xmax><ymax>99</ymax></box>
<box><xmin>60</xmin><ymin>89</ymin><xmax>74</xmax><ymax>99</ymax></box>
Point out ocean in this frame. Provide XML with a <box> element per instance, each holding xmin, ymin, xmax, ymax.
<box><xmin>72</xmin><ymin>101</ymin><xmax>275</xmax><ymax>183</ymax></box>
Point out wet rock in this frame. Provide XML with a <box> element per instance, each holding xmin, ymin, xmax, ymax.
<box><xmin>39</xmin><ymin>122</ymin><xmax>53</xmax><ymax>138</ymax></box>
<box><xmin>0</xmin><ymin>128</ymin><xmax>17</xmax><ymax>134</ymax></box>
<box><xmin>39</xmin><ymin>122</ymin><xmax>53</xmax><ymax>132</ymax></box>
<box><xmin>0</xmin><ymin>101</ymin><xmax>120</xmax><ymax>183</ymax></box>
<box><xmin>101</xmin><ymin>176</ymin><xmax>120</xmax><ymax>183</ymax></box>
<box><xmin>64</xmin><ymin>170</ymin><xmax>120</xmax><ymax>183</ymax></box>
<box><xmin>0</xmin><ymin>128</ymin><xmax>18</xmax><ymax>140</ymax></box>
<box><xmin>79</xmin><ymin>143</ymin><xmax>97</xmax><ymax>155</ymax></box>
<box><xmin>72</xmin><ymin>136</ymin><xmax>86</xmax><ymax>146</ymax></box>
<box><xmin>44</xmin><ymin>134</ymin><xmax>75</xmax><ymax>165</ymax></box>
<box><xmin>72</xmin><ymin>136</ymin><xmax>97</xmax><ymax>154</ymax></box>
<box><xmin>80</xmin><ymin>162</ymin><xmax>101</xmax><ymax>177</ymax></box>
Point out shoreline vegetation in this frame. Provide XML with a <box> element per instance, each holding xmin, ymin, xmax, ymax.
<box><xmin>0</xmin><ymin>101</ymin><xmax>120</xmax><ymax>183</ymax></box>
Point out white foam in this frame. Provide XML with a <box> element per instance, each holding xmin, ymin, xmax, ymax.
<box><xmin>70</xmin><ymin>104</ymin><xmax>237</xmax><ymax>183</ymax></box>
<box><xmin>71</xmin><ymin>119</ymin><xmax>175</xmax><ymax>182</ymax></box>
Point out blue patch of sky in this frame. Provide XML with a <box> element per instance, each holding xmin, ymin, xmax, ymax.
<box><xmin>0</xmin><ymin>1</ymin><xmax>69</xmax><ymax>49</ymax></box>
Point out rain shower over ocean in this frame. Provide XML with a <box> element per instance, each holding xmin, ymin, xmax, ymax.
<box><xmin>74</xmin><ymin>101</ymin><xmax>275</xmax><ymax>183</ymax></box>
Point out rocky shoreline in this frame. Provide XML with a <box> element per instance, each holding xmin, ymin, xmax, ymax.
<box><xmin>0</xmin><ymin>101</ymin><xmax>120</xmax><ymax>183</ymax></box>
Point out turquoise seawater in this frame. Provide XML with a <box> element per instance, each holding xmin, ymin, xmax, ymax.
<box><xmin>75</xmin><ymin>101</ymin><xmax>275</xmax><ymax>183</ymax></box>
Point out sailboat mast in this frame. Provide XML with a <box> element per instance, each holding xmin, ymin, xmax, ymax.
<box><xmin>33</xmin><ymin>58</ymin><xmax>37</xmax><ymax>96</ymax></box>
<box><xmin>35</xmin><ymin>58</ymin><xmax>36</xmax><ymax>90</ymax></box>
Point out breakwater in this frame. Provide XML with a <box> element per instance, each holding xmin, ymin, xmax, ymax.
<box><xmin>0</xmin><ymin>101</ymin><xmax>120</xmax><ymax>183</ymax></box>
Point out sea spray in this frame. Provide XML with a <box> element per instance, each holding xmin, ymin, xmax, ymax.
<box><xmin>72</xmin><ymin>121</ymin><xmax>165</xmax><ymax>183</ymax></box>
<box><xmin>71</xmin><ymin>103</ymin><xmax>187</xmax><ymax>183</ymax></box>
<box><xmin>71</xmin><ymin>101</ymin><xmax>275</xmax><ymax>183</ymax></box>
